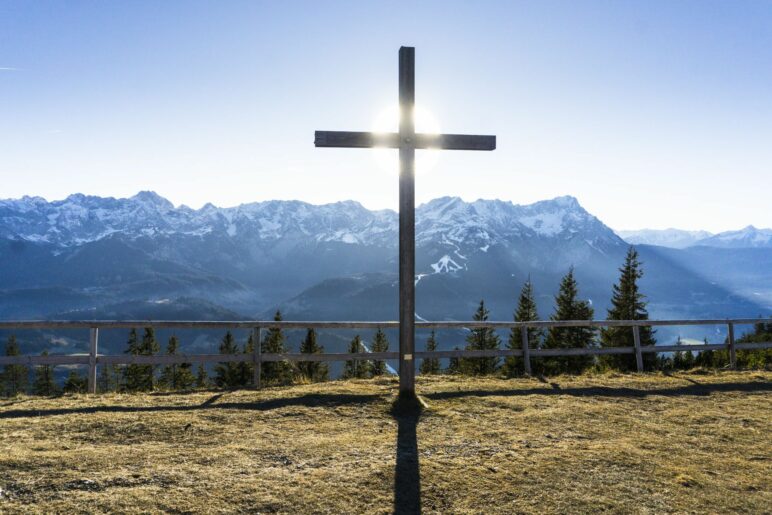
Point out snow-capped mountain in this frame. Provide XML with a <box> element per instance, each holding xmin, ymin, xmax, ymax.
<box><xmin>0</xmin><ymin>191</ymin><xmax>397</xmax><ymax>247</ymax></box>
<box><xmin>1</xmin><ymin>191</ymin><xmax>619</xmax><ymax>254</ymax></box>
<box><xmin>0</xmin><ymin>191</ymin><xmax>767</xmax><ymax>332</ymax></box>
<box><xmin>694</xmin><ymin>226</ymin><xmax>772</xmax><ymax>249</ymax></box>
<box><xmin>616</xmin><ymin>228</ymin><xmax>713</xmax><ymax>249</ymax></box>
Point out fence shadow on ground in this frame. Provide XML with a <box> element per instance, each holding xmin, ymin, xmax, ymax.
<box><xmin>422</xmin><ymin>379</ymin><xmax>772</xmax><ymax>402</ymax></box>
<box><xmin>0</xmin><ymin>392</ymin><xmax>385</xmax><ymax>420</ymax></box>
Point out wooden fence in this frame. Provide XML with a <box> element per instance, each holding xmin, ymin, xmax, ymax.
<box><xmin>0</xmin><ymin>318</ymin><xmax>770</xmax><ymax>394</ymax></box>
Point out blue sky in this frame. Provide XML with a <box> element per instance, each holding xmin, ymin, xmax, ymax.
<box><xmin>1</xmin><ymin>1</ymin><xmax>770</xmax><ymax>231</ymax></box>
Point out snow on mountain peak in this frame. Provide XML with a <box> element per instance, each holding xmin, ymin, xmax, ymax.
<box><xmin>695</xmin><ymin>225</ymin><xmax>772</xmax><ymax>248</ymax></box>
<box><xmin>1</xmin><ymin>192</ymin><xmax>621</xmax><ymax>250</ymax></box>
<box><xmin>131</xmin><ymin>191</ymin><xmax>175</xmax><ymax>211</ymax></box>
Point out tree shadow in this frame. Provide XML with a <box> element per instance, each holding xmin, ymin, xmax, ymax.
<box><xmin>391</xmin><ymin>396</ymin><xmax>423</xmax><ymax>514</ymax></box>
<box><xmin>422</xmin><ymin>380</ymin><xmax>772</xmax><ymax>402</ymax></box>
<box><xmin>0</xmin><ymin>392</ymin><xmax>384</xmax><ymax>419</ymax></box>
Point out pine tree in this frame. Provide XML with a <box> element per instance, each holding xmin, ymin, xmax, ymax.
<box><xmin>447</xmin><ymin>347</ymin><xmax>461</xmax><ymax>374</ymax></box>
<box><xmin>419</xmin><ymin>331</ymin><xmax>441</xmax><ymax>375</ymax></box>
<box><xmin>63</xmin><ymin>369</ymin><xmax>87</xmax><ymax>394</ymax></box>
<box><xmin>214</xmin><ymin>331</ymin><xmax>242</xmax><ymax>389</ymax></box>
<box><xmin>123</xmin><ymin>328</ymin><xmax>157</xmax><ymax>392</ymax></box>
<box><xmin>370</xmin><ymin>327</ymin><xmax>389</xmax><ymax>376</ymax></box>
<box><xmin>542</xmin><ymin>268</ymin><xmax>595</xmax><ymax>375</ymax></box>
<box><xmin>97</xmin><ymin>363</ymin><xmax>121</xmax><ymax>393</ymax></box>
<box><xmin>261</xmin><ymin>311</ymin><xmax>293</xmax><ymax>385</ymax></box>
<box><xmin>736</xmin><ymin>319</ymin><xmax>772</xmax><ymax>369</ymax></box>
<box><xmin>195</xmin><ymin>363</ymin><xmax>209</xmax><ymax>388</ymax></box>
<box><xmin>140</xmin><ymin>327</ymin><xmax>160</xmax><ymax>389</ymax></box>
<box><xmin>123</xmin><ymin>329</ymin><xmax>142</xmax><ymax>392</ymax></box>
<box><xmin>2</xmin><ymin>335</ymin><xmax>29</xmax><ymax>397</ymax></box>
<box><xmin>694</xmin><ymin>337</ymin><xmax>717</xmax><ymax>369</ymax></box>
<box><xmin>238</xmin><ymin>332</ymin><xmax>256</xmax><ymax>387</ymax></box>
<box><xmin>503</xmin><ymin>278</ymin><xmax>542</xmax><ymax>377</ymax></box>
<box><xmin>298</xmin><ymin>329</ymin><xmax>328</xmax><ymax>382</ymax></box>
<box><xmin>158</xmin><ymin>335</ymin><xmax>195</xmax><ymax>391</ymax></box>
<box><xmin>600</xmin><ymin>248</ymin><xmax>657</xmax><ymax>371</ymax></box>
<box><xmin>33</xmin><ymin>351</ymin><xmax>58</xmax><ymax>396</ymax></box>
<box><xmin>342</xmin><ymin>335</ymin><xmax>371</xmax><ymax>379</ymax></box>
<box><xmin>460</xmin><ymin>300</ymin><xmax>501</xmax><ymax>375</ymax></box>
<box><xmin>673</xmin><ymin>337</ymin><xmax>695</xmax><ymax>370</ymax></box>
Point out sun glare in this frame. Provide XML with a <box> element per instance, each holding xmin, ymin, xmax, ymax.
<box><xmin>371</xmin><ymin>104</ymin><xmax>441</xmax><ymax>175</ymax></box>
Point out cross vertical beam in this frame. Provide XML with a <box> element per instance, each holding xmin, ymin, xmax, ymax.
<box><xmin>314</xmin><ymin>46</ymin><xmax>495</xmax><ymax>398</ymax></box>
<box><xmin>398</xmin><ymin>46</ymin><xmax>416</xmax><ymax>397</ymax></box>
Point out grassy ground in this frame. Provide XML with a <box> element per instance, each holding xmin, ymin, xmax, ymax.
<box><xmin>0</xmin><ymin>370</ymin><xmax>770</xmax><ymax>514</ymax></box>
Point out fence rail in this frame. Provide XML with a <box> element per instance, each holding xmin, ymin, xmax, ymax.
<box><xmin>0</xmin><ymin>318</ymin><xmax>770</xmax><ymax>393</ymax></box>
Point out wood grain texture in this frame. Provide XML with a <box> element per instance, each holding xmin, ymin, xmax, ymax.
<box><xmin>314</xmin><ymin>131</ymin><xmax>399</xmax><ymax>148</ymax></box>
<box><xmin>728</xmin><ymin>323</ymin><xmax>737</xmax><ymax>370</ymax></box>
<box><xmin>88</xmin><ymin>327</ymin><xmax>98</xmax><ymax>394</ymax></box>
<box><xmin>632</xmin><ymin>325</ymin><xmax>644</xmax><ymax>372</ymax></box>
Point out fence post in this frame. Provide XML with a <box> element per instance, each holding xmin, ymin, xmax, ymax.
<box><xmin>88</xmin><ymin>327</ymin><xmax>99</xmax><ymax>394</ymax></box>
<box><xmin>727</xmin><ymin>322</ymin><xmax>736</xmax><ymax>370</ymax></box>
<box><xmin>520</xmin><ymin>325</ymin><xmax>531</xmax><ymax>376</ymax></box>
<box><xmin>253</xmin><ymin>326</ymin><xmax>262</xmax><ymax>389</ymax></box>
<box><xmin>632</xmin><ymin>325</ymin><xmax>644</xmax><ymax>372</ymax></box>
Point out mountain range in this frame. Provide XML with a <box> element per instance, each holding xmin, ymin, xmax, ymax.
<box><xmin>1</xmin><ymin>191</ymin><xmax>770</xmax><ymax>355</ymax></box>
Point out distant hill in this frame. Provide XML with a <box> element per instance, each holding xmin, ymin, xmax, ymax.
<box><xmin>618</xmin><ymin>226</ymin><xmax>772</xmax><ymax>249</ymax></box>
<box><xmin>694</xmin><ymin>226</ymin><xmax>772</xmax><ymax>249</ymax></box>
<box><xmin>616</xmin><ymin>228</ymin><xmax>713</xmax><ymax>249</ymax></box>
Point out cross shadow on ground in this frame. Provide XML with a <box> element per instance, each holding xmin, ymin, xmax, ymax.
<box><xmin>390</xmin><ymin>396</ymin><xmax>423</xmax><ymax>514</ymax></box>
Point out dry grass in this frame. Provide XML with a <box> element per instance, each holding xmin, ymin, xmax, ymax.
<box><xmin>0</xmin><ymin>370</ymin><xmax>770</xmax><ymax>514</ymax></box>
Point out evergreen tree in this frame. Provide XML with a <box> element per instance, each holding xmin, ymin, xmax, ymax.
<box><xmin>736</xmin><ymin>319</ymin><xmax>772</xmax><ymax>369</ymax></box>
<box><xmin>673</xmin><ymin>337</ymin><xmax>696</xmax><ymax>370</ymax></box>
<box><xmin>158</xmin><ymin>335</ymin><xmax>195</xmax><ymax>391</ymax></box>
<box><xmin>447</xmin><ymin>347</ymin><xmax>461</xmax><ymax>375</ymax></box>
<box><xmin>214</xmin><ymin>331</ymin><xmax>242</xmax><ymax>389</ymax></box>
<box><xmin>298</xmin><ymin>329</ymin><xmax>328</xmax><ymax>382</ymax></box>
<box><xmin>238</xmin><ymin>331</ymin><xmax>256</xmax><ymax>387</ymax></box>
<box><xmin>123</xmin><ymin>328</ymin><xmax>158</xmax><ymax>392</ymax></box>
<box><xmin>122</xmin><ymin>329</ymin><xmax>143</xmax><ymax>392</ymax></box>
<box><xmin>655</xmin><ymin>353</ymin><xmax>673</xmax><ymax>371</ymax></box>
<box><xmin>342</xmin><ymin>335</ymin><xmax>371</xmax><ymax>379</ymax></box>
<box><xmin>370</xmin><ymin>327</ymin><xmax>389</xmax><ymax>376</ymax></box>
<box><xmin>33</xmin><ymin>351</ymin><xmax>58</xmax><ymax>396</ymax></box>
<box><xmin>419</xmin><ymin>331</ymin><xmax>441</xmax><ymax>375</ymax></box>
<box><xmin>260</xmin><ymin>311</ymin><xmax>293</xmax><ymax>385</ymax></box>
<box><xmin>141</xmin><ymin>327</ymin><xmax>160</xmax><ymax>389</ymax></box>
<box><xmin>460</xmin><ymin>300</ymin><xmax>501</xmax><ymax>375</ymax></box>
<box><xmin>63</xmin><ymin>369</ymin><xmax>87</xmax><ymax>394</ymax></box>
<box><xmin>694</xmin><ymin>337</ymin><xmax>717</xmax><ymax>369</ymax></box>
<box><xmin>600</xmin><ymin>248</ymin><xmax>657</xmax><ymax>371</ymax></box>
<box><xmin>195</xmin><ymin>363</ymin><xmax>209</xmax><ymax>388</ymax></box>
<box><xmin>97</xmin><ymin>363</ymin><xmax>121</xmax><ymax>393</ymax></box>
<box><xmin>542</xmin><ymin>268</ymin><xmax>595</xmax><ymax>375</ymax></box>
<box><xmin>2</xmin><ymin>335</ymin><xmax>28</xmax><ymax>397</ymax></box>
<box><xmin>503</xmin><ymin>278</ymin><xmax>542</xmax><ymax>377</ymax></box>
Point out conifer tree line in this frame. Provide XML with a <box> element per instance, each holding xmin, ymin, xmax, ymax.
<box><xmin>419</xmin><ymin>247</ymin><xmax>771</xmax><ymax>377</ymax></box>
<box><xmin>0</xmin><ymin>310</ymin><xmax>338</xmax><ymax>395</ymax></box>
<box><xmin>1</xmin><ymin>247</ymin><xmax>771</xmax><ymax>397</ymax></box>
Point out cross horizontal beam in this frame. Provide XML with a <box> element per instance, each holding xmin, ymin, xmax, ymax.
<box><xmin>314</xmin><ymin>130</ymin><xmax>496</xmax><ymax>151</ymax></box>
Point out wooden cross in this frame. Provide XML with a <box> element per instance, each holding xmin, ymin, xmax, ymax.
<box><xmin>314</xmin><ymin>46</ymin><xmax>496</xmax><ymax>397</ymax></box>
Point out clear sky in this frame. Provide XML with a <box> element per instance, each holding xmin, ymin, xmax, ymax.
<box><xmin>1</xmin><ymin>1</ymin><xmax>771</xmax><ymax>232</ymax></box>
